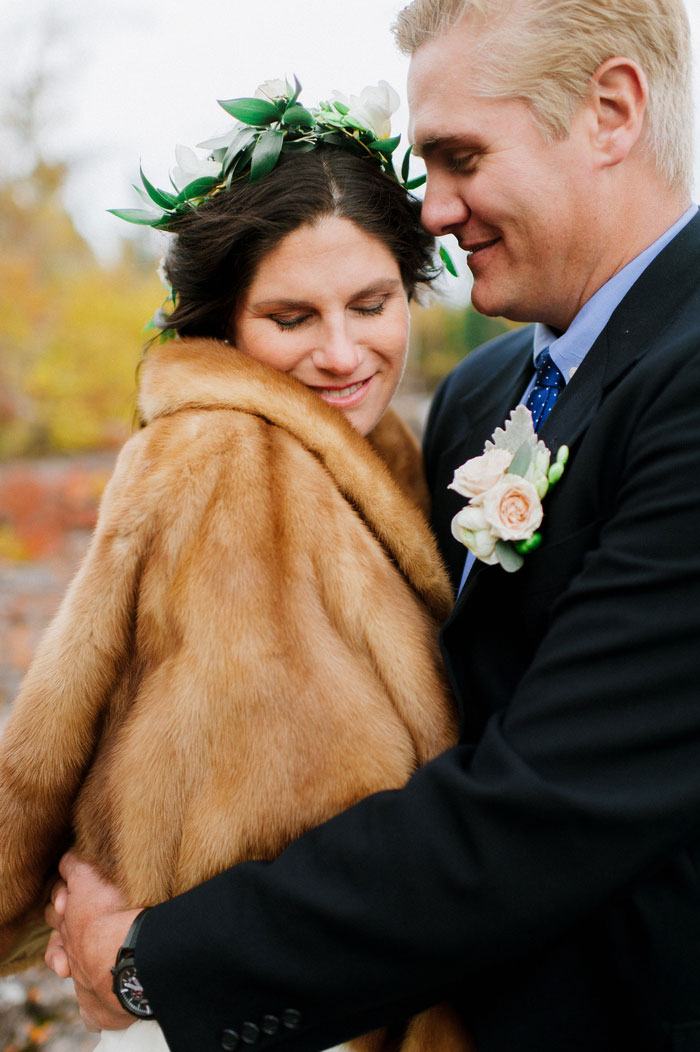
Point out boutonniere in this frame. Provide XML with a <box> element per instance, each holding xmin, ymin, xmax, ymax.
<box><xmin>449</xmin><ymin>405</ymin><xmax>569</xmax><ymax>573</ymax></box>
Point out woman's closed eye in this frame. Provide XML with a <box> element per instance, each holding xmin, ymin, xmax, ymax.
<box><xmin>271</xmin><ymin>313</ymin><xmax>311</xmax><ymax>331</ymax></box>
<box><xmin>351</xmin><ymin>298</ymin><xmax>387</xmax><ymax>317</ymax></box>
<box><xmin>270</xmin><ymin>298</ymin><xmax>387</xmax><ymax>331</ymax></box>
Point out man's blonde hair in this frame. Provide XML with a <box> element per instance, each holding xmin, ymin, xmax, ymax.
<box><xmin>394</xmin><ymin>0</ymin><xmax>693</xmax><ymax>190</ymax></box>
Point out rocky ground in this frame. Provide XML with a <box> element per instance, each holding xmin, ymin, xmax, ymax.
<box><xmin>0</xmin><ymin>969</ymin><xmax>98</xmax><ymax>1052</ymax></box>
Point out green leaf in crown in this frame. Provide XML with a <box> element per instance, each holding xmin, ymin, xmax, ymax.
<box><xmin>218</xmin><ymin>97</ymin><xmax>283</xmax><ymax>125</ymax></box>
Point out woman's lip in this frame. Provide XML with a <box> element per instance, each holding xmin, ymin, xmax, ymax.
<box><xmin>307</xmin><ymin>376</ymin><xmax>373</xmax><ymax>407</ymax></box>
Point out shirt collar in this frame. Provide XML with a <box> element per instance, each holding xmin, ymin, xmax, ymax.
<box><xmin>533</xmin><ymin>203</ymin><xmax>698</xmax><ymax>383</ymax></box>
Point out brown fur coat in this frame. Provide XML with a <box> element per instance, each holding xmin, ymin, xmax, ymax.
<box><xmin>0</xmin><ymin>338</ymin><xmax>469</xmax><ymax>1049</ymax></box>
<box><xmin>0</xmin><ymin>338</ymin><xmax>454</xmax><ymax>940</ymax></box>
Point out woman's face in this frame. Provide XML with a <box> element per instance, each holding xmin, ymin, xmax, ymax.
<box><xmin>233</xmin><ymin>216</ymin><xmax>410</xmax><ymax>436</ymax></box>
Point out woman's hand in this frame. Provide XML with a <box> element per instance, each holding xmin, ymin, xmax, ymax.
<box><xmin>44</xmin><ymin>852</ymin><xmax>142</xmax><ymax>1032</ymax></box>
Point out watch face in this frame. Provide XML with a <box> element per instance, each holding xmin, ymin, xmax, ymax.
<box><xmin>116</xmin><ymin>963</ymin><xmax>154</xmax><ymax>1019</ymax></box>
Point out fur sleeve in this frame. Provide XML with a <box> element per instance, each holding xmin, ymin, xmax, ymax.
<box><xmin>0</xmin><ymin>434</ymin><xmax>151</xmax><ymax>948</ymax></box>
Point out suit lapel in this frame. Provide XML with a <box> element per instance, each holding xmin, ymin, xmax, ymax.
<box><xmin>445</xmin><ymin>213</ymin><xmax>700</xmax><ymax>627</ymax></box>
<box><xmin>441</xmin><ymin>346</ymin><xmax>533</xmax><ymax>471</ymax></box>
<box><xmin>542</xmin><ymin>211</ymin><xmax>700</xmax><ymax>455</ymax></box>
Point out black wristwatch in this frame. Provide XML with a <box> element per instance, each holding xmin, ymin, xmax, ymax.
<box><xmin>111</xmin><ymin>909</ymin><xmax>155</xmax><ymax>1019</ymax></box>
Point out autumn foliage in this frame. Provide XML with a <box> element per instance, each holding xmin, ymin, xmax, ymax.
<box><xmin>0</xmin><ymin>161</ymin><xmax>161</xmax><ymax>458</ymax></box>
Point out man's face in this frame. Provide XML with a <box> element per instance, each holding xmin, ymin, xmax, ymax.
<box><xmin>408</xmin><ymin>20</ymin><xmax>602</xmax><ymax>331</ymax></box>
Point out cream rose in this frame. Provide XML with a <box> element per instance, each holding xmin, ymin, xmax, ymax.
<box><xmin>451</xmin><ymin>505</ymin><xmax>499</xmax><ymax>564</ymax></box>
<box><xmin>481</xmin><ymin>476</ymin><xmax>543</xmax><ymax>541</ymax></box>
<box><xmin>448</xmin><ymin>448</ymin><xmax>513</xmax><ymax>499</ymax></box>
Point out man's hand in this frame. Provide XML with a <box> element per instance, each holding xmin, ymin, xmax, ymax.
<box><xmin>44</xmin><ymin>852</ymin><xmax>142</xmax><ymax>1032</ymax></box>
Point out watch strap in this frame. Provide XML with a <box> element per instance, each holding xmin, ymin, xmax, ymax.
<box><xmin>112</xmin><ymin>908</ymin><xmax>154</xmax><ymax>1019</ymax></box>
<box><xmin>119</xmin><ymin>908</ymin><xmax>150</xmax><ymax>955</ymax></box>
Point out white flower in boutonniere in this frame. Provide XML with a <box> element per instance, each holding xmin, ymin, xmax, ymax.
<box><xmin>449</xmin><ymin>405</ymin><xmax>569</xmax><ymax>573</ymax></box>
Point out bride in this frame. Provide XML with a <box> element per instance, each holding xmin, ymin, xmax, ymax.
<box><xmin>0</xmin><ymin>79</ymin><xmax>471</xmax><ymax>1052</ymax></box>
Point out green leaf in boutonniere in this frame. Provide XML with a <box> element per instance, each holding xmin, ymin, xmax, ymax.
<box><xmin>494</xmin><ymin>540</ymin><xmax>525</xmax><ymax>573</ymax></box>
<box><xmin>506</xmin><ymin>441</ymin><xmax>532</xmax><ymax>478</ymax></box>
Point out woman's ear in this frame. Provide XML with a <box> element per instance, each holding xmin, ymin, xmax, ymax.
<box><xmin>587</xmin><ymin>56</ymin><xmax>649</xmax><ymax>168</ymax></box>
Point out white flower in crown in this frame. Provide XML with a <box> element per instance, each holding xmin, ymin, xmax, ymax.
<box><xmin>330</xmin><ymin>80</ymin><xmax>400</xmax><ymax>140</ymax></box>
<box><xmin>255</xmin><ymin>78</ymin><xmax>290</xmax><ymax>102</ymax></box>
<box><xmin>449</xmin><ymin>405</ymin><xmax>569</xmax><ymax>573</ymax></box>
<box><xmin>197</xmin><ymin>122</ymin><xmax>245</xmax><ymax>153</ymax></box>
<box><xmin>170</xmin><ymin>145</ymin><xmax>222</xmax><ymax>192</ymax></box>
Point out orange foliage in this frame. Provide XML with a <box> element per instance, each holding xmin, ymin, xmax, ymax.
<box><xmin>0</xmin><ymin>463</ymin><xmax>107</xmax><ymax>560</ymax></box>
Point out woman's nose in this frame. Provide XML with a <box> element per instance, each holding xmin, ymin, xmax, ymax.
<box><xmin>311</xmin><ymin>322</ymin><xmax>362</xmax><ymax>374</ymax></box>
<box><xmin>420</xmin><ymin>174</ymin><xmax>470</xmax><ymax>237</ymax></box>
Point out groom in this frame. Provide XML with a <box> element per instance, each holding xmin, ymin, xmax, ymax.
<box><xmin>47</xmin><ymin>0</ymin><xmax>700</xmax><ymax>1048</ymax></box>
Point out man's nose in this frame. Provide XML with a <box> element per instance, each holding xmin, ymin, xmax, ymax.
<box><xmin>420</xmin><ymin>174</ymin><xmax>471</xmax><ymax>237</ymax></box>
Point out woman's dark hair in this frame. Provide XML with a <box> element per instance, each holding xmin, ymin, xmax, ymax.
<box><xmin>162</xmin><ymin>147</ymin><xmax>438</xmax><ymax>339</ymax></box>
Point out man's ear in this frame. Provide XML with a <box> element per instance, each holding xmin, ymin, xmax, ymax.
<box><xmin>587</xmin><ymin>56</ymin><xmax>648</xmax><ymax>168</ymax></box>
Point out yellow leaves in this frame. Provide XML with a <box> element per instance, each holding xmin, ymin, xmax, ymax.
<box><xmin>1</xmin><ymin>252</ymin><xmax>160</xmax><ymax>456</ymax></box>
<box><xmin>25</xmin><ymin>265</ymin><xmax>160</xmax><ymax>452</ymax></box>
<box><xmin>0</xmin><ymin>168</ymin><xmax>161</xmax><ymax>457</ymax></box>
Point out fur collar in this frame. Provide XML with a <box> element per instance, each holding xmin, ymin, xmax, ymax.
<box><xmin>139</xmin><ymin>338</ymin><xmax>453</xmax><ymax>620</ymax></box>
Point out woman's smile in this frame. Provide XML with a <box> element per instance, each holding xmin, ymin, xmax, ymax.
<box><xmin>308</xmin><ymin>376</ymin><xmax>373</xmax><ymax>407</ymax></box>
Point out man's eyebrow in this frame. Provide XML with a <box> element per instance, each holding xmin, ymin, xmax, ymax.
<box><xmin>412</xmin><ymin>135</ymin><xmax>480</xmax><ymax>159</ymax></box>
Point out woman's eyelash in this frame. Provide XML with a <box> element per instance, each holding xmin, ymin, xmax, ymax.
<box><xmin>353</xmin><ymin>301</ymin><xmax>386</xmax><ymax>316</ymax></box>
<box><xmin>272</xmin><ymin>315</ymin><xmax>310</xmax><ymax>330</ymax></box>
<box><xmin>271</xmin><ymin>300</ymin><xmax>386</xmax><ymax>330</ymax></box>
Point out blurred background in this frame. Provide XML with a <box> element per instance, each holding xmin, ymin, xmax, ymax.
<box><xmin>1</xmin><ymin>0</ymin><xmax>699</xmax><ymax>1046</ymax></box>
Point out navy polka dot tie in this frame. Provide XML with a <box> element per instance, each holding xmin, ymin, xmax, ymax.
<box><xmin>525</xmin><ymin>348</ymin><xmax>565</xmax><ymax>431</ymax></box>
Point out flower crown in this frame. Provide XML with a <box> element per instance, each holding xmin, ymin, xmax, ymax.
<box><xmin>111</xmin><ymin>76</ymin><xmax>453</xmax><ymax>272</ymax></box>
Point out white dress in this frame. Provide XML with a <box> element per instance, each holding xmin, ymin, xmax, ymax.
<box><xmin>94</xmin><ymin>1022</ymin><xmax>352</xmax><ymax>1052</ymax></box>
<box><xmin>93</xmin><ymin>1022</ymin><xmax>169</xmax><ymax>1052</ymax></box>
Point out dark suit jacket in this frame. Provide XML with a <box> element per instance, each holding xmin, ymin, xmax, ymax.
<box><xmin>138</xmin><ymin>215</ymin><xmax>700</xmax><ymax>1052</ymax></box>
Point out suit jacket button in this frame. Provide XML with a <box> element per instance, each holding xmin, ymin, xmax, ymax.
<box><xmin>220</xmin><ymin>1030</ymin><xmax>240</xmax><ymax>1051</ymax></box>
<box><xmin>282</xmin><ymin>1009</ymin><xmax>303</xmax><ymax>1030</ymax></box>
<box><xmin>240</xmin><ymin>1022</ymin><xmax>260</xmax><ymax>1045</ymax></box>
<box><xmin>261</xmin><ymin>1016</ymin><xmax>280</xmax><ymax>1036</ymax></box>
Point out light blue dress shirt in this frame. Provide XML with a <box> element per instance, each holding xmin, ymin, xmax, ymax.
<box><xmin>458</xmin><ymin>204</ymin><xmax>698</xmax><ymax>593</ymax></box>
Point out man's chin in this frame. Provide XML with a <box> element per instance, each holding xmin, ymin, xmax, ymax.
<box><xmin>469</xmin><ymin>284</ymin><xmax>509</xmax><ymax>321</ymax></box>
